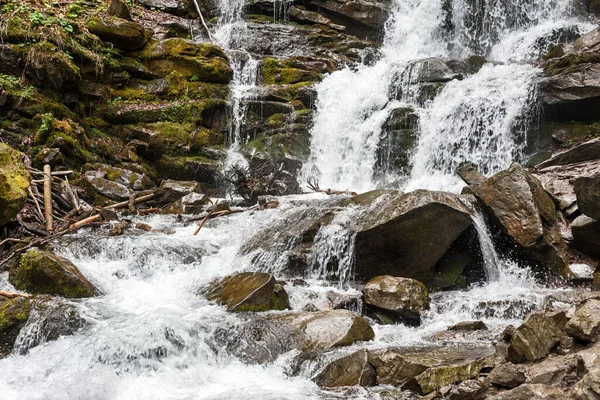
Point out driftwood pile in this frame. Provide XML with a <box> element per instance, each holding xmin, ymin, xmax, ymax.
<box><xmin>0</xmin><ymin>164</ymin><xmax>157</xmax><ymax>270</ymax></box>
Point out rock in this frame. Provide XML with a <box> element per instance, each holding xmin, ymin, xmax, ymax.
<box><xmin>449</xmin><ymin>321</ymin><xmax>488</xmax><ymax>331</ymax></box>
<box><xmin>88</xmin><ymin>163</ymin><xmax>152</xmax><ymax>190</ymax></box>
<box><xmin>156</xmin><ymin>179</ymin><xmax>202</xmax><ymax>204</ymax></box>
<box><xmin>533</xmin><ymin>160</ymin><xmax>600</xmax><ymax>212</ymax></box>
<box><xmin>0</xmin><ymin>297</ymin><xmax>30</xmax><ymax>358</ymax></box>
<box><xmin>275</xmin><ymin>310</ymin><xmax>374</xmax><ymax>350</ymax></box>
<box><xmin>314</xmin><ymin>349</ymin><xmax>376</xmax><ymax>388</ymax></box>
<box><xmin>9</xmin><ymin>249</ymin><xmax>98</xmax><ymax>298</ymax></box>
<box><xmin>575</xmin><ymin>173</ymin><xmax>600</xmax><ymax>219</ymax></box>
<box><xmin>368</xmin><ymin>345</ymin><xmax>495</xmax><ymax>394</ymax></box>
<box><xmin>507</xmin><ymin>311</ymin><xmax>568</xmax><ymax>363</ymax></box>
<box><xmin>457</xmin><ymin>163</ymin><xmax>486</xmax><ymax>186</ymax></box>
<box><xmin>447</xmin><ymin>379</ymin><xmax>488</xmax><ymax>400</ymax></box>
<box><xmin>491</xmin><ymin>383</ymin><xmax>566</xmax><ymax>399</ymax></box>
<box><xmin>160</xmin><ymin>192</ymin><xmax>209</xmax><ymax>214</ymax></box>
<box><xmin>326</xmin><ymin>291</ymin><xmax>359</xmax><ymax>311</ymax></box>
<box><xmin>470</xmin><ymin>163</ymin><xmax>568</xmax><ymax>277</ymax></box>
<box><xmin>489</xmin><ymin>363</ymin><xmax>526</xmax><ymax>389</ymax></box>
<box><xmin>82</xmin><ymin>171</ymin><xmax>131</xmax><ymax>201</ymax></box>
<box><xmin>526</xmin><ymin>354</ymin><xmax>578</xmax><ymax>387</ymax></box>
<box><xmin>12</xmin><ymin>295</ymin><xmax>85</xmax><ymax>355</ymax></box>
<box><xmin>288</xmin><ymin>6</ymin><xmax>344</xmax><ymax>31</ymax></box>
<box><xmin>204</xmin><ymin>272</ymin><xmax>289</xmax><ymax>312</ymax></box>
<box><xmin>537</xmin><ymin>138</ymin><xmax>600</xmax><ymax>169</ymax></box>
<box><xmin>354</xmin><ymin>190</ymin><xmax>474</xmax><ymax>287</ymax></box>
<box><xmin>363</xmin><ymin>275</ymin><xmax>430</xmax><ymax>324</ymax></box>
<box><xmin>108</xmin><ymin>0</ymin><xmax>133</xmax><ymax>20</ymax></box>
<box><xmin>0</xmin><ymin>143</ymin><xmax>30</xmax><ymax>228</ymax></box>
<box><xmin>138</xmin><ymin>38</ymin><xmax>232</xmax><ymax>84</ymax></box>
<box><xmin>305</xmin><ymin>0</ymin><xmax>389</xmax><ymax>36</ymax></box>
<box><xmin>566</xmin><ymin>299</ymin><xmax>600</xmax><ymax>343</ymax></box>
<box><xmin>572</xmin><ymin>366</ymin><xmax>600</xmax><ymax>399</ymax></box>
<box><xmin>568</xmin><ymin>264</ymin><xmax>594</xmax><ymax>281</ymax></box>
<box><xmin>571</xmin><ymin>215</ymin><xmax>600</xmax><ymax>259</ymax></box>
<box><xmin>135</xmin><ymin>223</ymin><xmax>152</xmax><ymax>232</ymax></box>
<box><xmin>86</xmin><ymin>16</ymin><xmax>152</xmax><ymax>51</ymax></box>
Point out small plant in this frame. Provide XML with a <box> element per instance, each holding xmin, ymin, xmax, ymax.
<box><xmin>38</xmin><ymin>113</ymin><xmax>55</xmax><ymax>137</ymax></box>
<box><xmin>29</xmin><ymin>10</ymin><xmax>45</xmax><ymax>26</ymax></box>
<box><xmin>60</xmin><ymin>20</ymin><xmax>74</xmax><ymax>33</ymax></box>
<box><xmin>66</xmin><ymin>3</ymin><xmax>83</xmax><ymax>18</ymax></box>
<box><xmin>189</xmin><ymin>75</ymin><xmax>201</xmax><ymax>82</ymax></box>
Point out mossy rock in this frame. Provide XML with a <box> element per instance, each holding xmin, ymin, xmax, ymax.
<box><xmin>204</xmin><ymin>272</ymin><xmax>290</xmax><ymax>312</ymax></box>
<box><xmin>0</xmin><ymin>143</ymin><xmax>31</xmax><ymax>228</ymax></box>
<box><xmin>246</xmin><ymin>133</ymin><xmax>311</xmax><ymax>162</ymax></box>
<box><xmin>155</xmin><ymin>155</ymin><xmax>221</xmax><ymax>187</ymax></box>
<box><xmin>86</xmin><ymin>16</ymin><xmax>152</xmax><ymax>51</ymax></box>
<box><xmin>0</xmin><ymin>297</ymin><xmax>31</xmax><ymax>358</ymax></box>
<box><xmin>137</xmin><ymin>38</ymin><xmax>232</xmax><ymax>84</ymax></box>
<box><xmin>261</xmin><ymin>58</ymin><xmax>321</xmax><ymax>85</ymax></box>
<box><xmin>10</xmin><ymin>249</ymin><xmax>98</xmax><ymax>298</ymax></box>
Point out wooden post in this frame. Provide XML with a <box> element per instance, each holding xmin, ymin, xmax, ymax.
<box><xmin>43</xmin><ymin>164</ymin><xmax>53</xmax><ymax>231</ymax></box>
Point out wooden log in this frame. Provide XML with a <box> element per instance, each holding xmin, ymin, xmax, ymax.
<box><xmin>43</xmin><ymin>165</ymin><xmax>53</xmax><ymax>231</ymax></box>
<box><xmin>68</xmin><ymin>214</ymin><xmax>101</xmax><ymax>230</ymax></box>
<box><xmin>104</xmin><ymin>193</ymin><xmax>155</xmax><ymax>210</ymax></box>
<box><xmin>0</xmin><ymin>290</ymin><xmax>30</xmax><ymax>299</ymax></box>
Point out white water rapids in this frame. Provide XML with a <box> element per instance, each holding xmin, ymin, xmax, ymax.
<box><xmin>0</xmin><ymin>0</ymin><xmax>596</xmax><ymax>398</ymax></box>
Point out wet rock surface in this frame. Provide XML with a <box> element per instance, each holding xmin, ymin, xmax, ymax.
<box><xmin>363</xmin><ymin>275</ymin><xmax>430</xmax><ymax>324</ymax></box>
<box><xmin>507</xmin><ymin>311</ymin><xmax>568</xmax><ymax>363</ymax></box>
<box><xmin>203</xmin><ymin>272</ymin><xmax>289</xmax><ymax>312</ymax></box>
<box><xmin>10</xmin><ymin>250</ymin><xmax>98</xmax><ymax>298</ymax></box>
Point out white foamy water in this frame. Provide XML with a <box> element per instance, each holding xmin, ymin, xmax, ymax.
<box><xmin>303</xmin><ymin>0</ymin><xmax>593</xmax><ymax>192</ymax></box>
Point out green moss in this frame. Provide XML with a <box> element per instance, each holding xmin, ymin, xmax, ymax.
<box><xmin>0</xmin><ymin>74</ymin><xmax>35</xmax><ymax>99</ymax></box>
<box><xmin>545</xmin><ymin>53</ymin><xmax>600</xmax><ymax>76</ymax></box>
<box><xmin>0</xmin><ymin>143</ymin><xmax>31</xmax><ymax>227</ymax></box>
<box><xmin>261</xmin><ymin>58</ymin><xmax>320</xmax><ymax>85</ymax></box>
<box><xmin>0</xmin><ymin>297</ymin><xmax>30</xmax><ymax>331</ymax></box>
<box><xmin>246</xmin><ymin>133</ymin><xmax>310</xmax><ymax>162</ymax></box>
<box><xmin>10</xmin><ymin>249</ymin><xmax>96</xmax><ymax>298</ymax></box>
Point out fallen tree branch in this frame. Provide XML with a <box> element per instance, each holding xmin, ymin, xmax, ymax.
<box><xmin>193</xmin><ymin>210</ymin><xmax>215</xmax><ymax>235</ymax></box>
<box><xmin>104</xmin><ymin>193</ymin><xmax>155</xmax><ymax>210</ymax></box>
<box><xmin>307</xmin><ymin>179</ymin><xmax>357</xmax><ymax>196</ymax></box>
<box><xmin>0</xmin><ymin>290</ymin><xmax>30</xmax><ymax>299</ymax></box>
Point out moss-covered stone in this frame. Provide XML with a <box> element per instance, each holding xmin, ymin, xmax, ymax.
<box><xmin>0</xmin><ymin>296</ymin><xmax>31</xmax><ymax>358</ymax></box>
<box><xmin>261</xmin><ymin>58</ymin><xmax>321</xmax><ymax>85</ymax></box>
<box><xmin>0</xmin><ymin>143</ymin><xmax>31</xmax><ymax>227</ymax></box>
<box><xmin>10</xmin><ymin>249</ymin><xmax>98</xmax><ymax>298</ymax></box>
<box><xmin>86</xmin><ymin>16</ymin><xmax>152</xmax><ymax>51</ymax></box>
<box><xmin>137</xmin><ymin>38</ymin><xmax>232</xmax><ymax>83</ymax></box>
<box><xmin>246</xmin><ymin>133</ymin><xmax>311</xmax><ymax>162</ymax></box>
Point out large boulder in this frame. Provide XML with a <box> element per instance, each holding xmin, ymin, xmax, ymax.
<box><xmin>314</xmin><ymin>349</ymin><xmax>376</xmax><ymax>388</ymax></box>
<box><xmin>155</xmin><ymin>179</ymin><xmax>202</xmax><ymax>204</ymax></box>
<box><xmin>204</xmin><ymin>272</ymin><xmax>289</xmax><ymax>312</ymax></box>
<box><xmin>526</xmin><ymin>353</ymin><xmax>578</xmax><ymax>387</ymax></box>
<box><xmin>0</xmin><ymin>296</ymin><xmax>30</xmax><ymax>358</ymax></box>
<box><xmin>574</xmin><ymin>172</ymin><xmax>600</xmax><ymax>219</ymax></box>
<box><xmin>368</xmin><ymin>345</ymin><xmax>495</xmax><ymax>394</ymax></box>
<box><xmin>571</xmin><ymin>215</ymin><xmax>600</xmax><ymax>259</ymax></box>
<box><xmin>541</xmin><ymin>27</ymin><xmax>600</xmax><ymax>121</ymax></box>
<box><xmin>86</xmin><ymin>16</ymin><xmax>152</xmax><ymax>51</ymax></box>
<box><xmin>0</xmin><ymin>143</ymin><xmax>30</xmax><ymax>228</ymax></box>
<box><xmin>492</xmin><ymin>383</ymin><xmax>566</xmax><ymax>399</ymax></box>
<box><xmin>274</xmin><ymin>310</ymin><xmax>374</xmax><ymax>350</ymax></box>
<box><xmin>507</xmin><ymin>311</ymin><xmax>568</xmax><ymax>363</ymax></box>
<box><xmin>305</xmin><ymin>0</ymin><xmax>389</xmax><ymax>38</ymax></box>
<box><xmin>362</xmin><ymin>275</ymin><xmax>430</xmax><ymax>325</ymax></box>
<box><xmin>160</xmin><ymin>192</ymin><xmax>210</xmax><ymax>214</ymax></box>
<box><xmin>468</xmin><ymin>163</ymin><xmax>568</xmax><ymax>277</ymax></box>
<box><xmin>138</xmin><ymin>38</ymin><xmax>233</xmax><ymax>84</ymax></box>
<box><xmin>9</xmin><ymin>249</ymin><xmax>98</xmax><ymax>298</ymax></box>
<box><xmin>354</xmin><ymin>190</ymin><xmax>474</xmax><ymax>286</ymax></box>
<box><xmin>566</xmin><ymin>299</ymin><xmax>600</xmax><ymax>343</ymax></box>
<box><xmin>82</xmin><ymin>171</ymin><xmax>131</xmax><ymax>201</ymax></box>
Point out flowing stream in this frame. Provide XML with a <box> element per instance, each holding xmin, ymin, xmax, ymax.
<box><xmin>0</xmin><ymin>0</ymin><xmax>595</xmax><ymax>398</ymax></box>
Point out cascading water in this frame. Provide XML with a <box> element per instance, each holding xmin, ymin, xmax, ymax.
<box><xmin>212</xmin><ymin>0</ymin><xmax>259</xmax><ymax>170</ymax></box>
<box><xmin>302</xmin><ymin>0</ymin><xmax>594</xmax><ymax>192</ymax></box>
<box><xmin>0</xmin><ymin>0</ymin><xmax>594</xmax><ymax>398</ymax></box>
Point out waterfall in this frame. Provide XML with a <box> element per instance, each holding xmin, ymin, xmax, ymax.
<box><xmin>470</xmin><ymin>210</ymin><xmax>502</xmax><ymax>282</ymax></box>
<box><xmin>302</xmin><ymin>0</ymin><xmax>593</xmax><ymax>192</ymax></box>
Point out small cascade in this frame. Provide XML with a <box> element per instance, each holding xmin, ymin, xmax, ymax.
<box><xmin>308</xmin><ymin>206</ymin><xmax>359</xmax><ymax>288</ymax></box>
<box><xmin>470</xmin><ymin>210</ymin><xmax>502</xmax><ymax>282</ymax></box>
<box><xmin>406</xmin><ymin>63</ymin><xmax>539</xmax><ymax>192</ymax></box>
